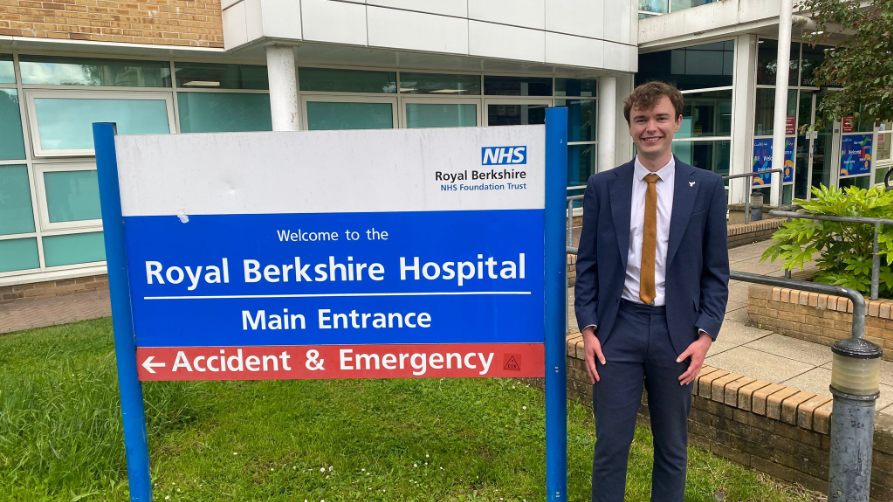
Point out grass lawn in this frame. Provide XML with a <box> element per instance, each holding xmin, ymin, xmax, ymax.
<box><xmin>0</xmin><ymin>318</ymin><xmax>821</xmax><ymax>501</ymax></box>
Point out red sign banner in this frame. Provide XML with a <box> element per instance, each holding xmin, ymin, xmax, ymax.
<box><xmin>843</xmin><ymin>116</ymin><xmax>855</xmax><ymax>133</ymax></box>
<box><xmin>137</xmin><ymin>344</ymin><xmax>546</xmax><ymax>381</ymax></box>
<box><xmin>786</xmin><ymin>116</ymin><xmax>796</xmax><ymax>135</ymax></box>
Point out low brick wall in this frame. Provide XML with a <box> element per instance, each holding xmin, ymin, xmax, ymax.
<box><xmin>521</xmin><ymin>334</ymin><xmax>893</xmax><ymax>500</ymax></box>
<box><xmin>748</xmin><ymin>285</ymin><xmax>893</xmax><ymax>361</ymax></box>
<box><xmin>727</xmin><ymin>218</ymin><xmax>785</xmax><ymax>249</ymax></box>
<box><xmin>0</xmin><ymin>275</ymin><xmax>108</xmax><ymax>304</ymax></box>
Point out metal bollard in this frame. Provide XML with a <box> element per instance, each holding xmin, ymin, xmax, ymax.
<box><xmin>828</xmin><ymin>337</ymin><xmax>883</xmax><ymax>502</ymax></box>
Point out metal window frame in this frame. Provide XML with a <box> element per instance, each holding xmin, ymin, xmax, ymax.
<box><xmin>301</xmin><ymin>94</ymin><xmax>400</xmax><ymax>130</ymax></box>
<box><xmin>33</xmin><ymin>161</ymin><xmax>103</xmax><ymax>232</ymax></box>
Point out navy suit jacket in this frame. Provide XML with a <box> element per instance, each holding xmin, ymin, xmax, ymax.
<box><xmin>573</xmin><ymin>157</ymin><xmax>730</xmax><ymax>355</ymax></box>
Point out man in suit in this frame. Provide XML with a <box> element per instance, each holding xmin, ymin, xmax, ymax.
<box><xmin>574</xmin><ymin>81</ymin><xmax>730</xmax><ymax>502</ymax></box>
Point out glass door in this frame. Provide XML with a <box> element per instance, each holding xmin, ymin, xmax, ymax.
<box><xmin>484</xmin><ymin>99</ymin><xmax>551</xmax><ymax>127</ymax></box>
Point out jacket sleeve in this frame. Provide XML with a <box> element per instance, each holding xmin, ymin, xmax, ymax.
<box><xmin>695</xmin><ymin>176</ymin><xmax>730</xmax><ymax>339</ymax></box>
<box><xmin>574</xmin><ymin>176</ymin><xmax>600</xmax><ymax>330</ymax></box>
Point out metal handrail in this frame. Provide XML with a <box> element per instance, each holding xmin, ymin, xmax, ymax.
<box><xmin>721</xmin><ymin>168</ymin><xmax>785</xmax><ymax>225</ymax></box>
<box><xmin>769</xmin><ymin>209</ymin><xmax>893</xmax><ymax>301</ymax></box>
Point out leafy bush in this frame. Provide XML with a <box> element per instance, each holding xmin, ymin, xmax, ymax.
<box><xmin>761</xmin><ymin>184</ymin><xmax>893</xmax><ymax>297</ymax></box>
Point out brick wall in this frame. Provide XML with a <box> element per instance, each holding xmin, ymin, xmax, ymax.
<box><xmin>727</xmin><ymin>218</ymin><xmax>785</xmax><ymax>249</ymax></box>
<box><xmin>0</xmin><ymin>274</ymin><xmax>107</xmax><ymax>304</ymax></box>
<box><xmin>748</xmin><ymin>284</ymin><xmax>893</xmax><ymax>361</ymax></box>
<box><xmin>523</xmin><ymin>336</ymin><xmax>893</xmax><ymax>501</ymax></box>
<box><xmin>0</xmin><ymin>0</ymin><xmax>224</xmax><ymax>47</ymax></box>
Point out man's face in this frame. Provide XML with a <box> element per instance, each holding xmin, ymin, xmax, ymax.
<box><xmin>628</xmin><ymin>95</ymin><xmax>682</xmax><ymax>159</ymax></box>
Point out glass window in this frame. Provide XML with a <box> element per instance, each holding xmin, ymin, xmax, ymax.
<box><xmin>174</xmin><ymin>62</ymin><xmax>268</xmax><ymax>90</ymax></box>
<box><xmin>801</xmin><ymin>45</ymin><xmax>830</xmax><ymax>87</ymax></box>
<box><xmin>0</xmin><ymin>238</ymin><xmax>39</xmax><ymax>273</ymax></box>
<box><xmin>839</xmin><ymin>176</ymin><xmax>871</xmax><ymax>190</ymax></box>
<box><xmin>306</xmin><ymin>101</ymin><xmax>394</xmax><ymax>130</ymax></box>
<box><xmin>32</xmin><ymin>96</ymin><xmax>171</xmax><ymax>153</ymax></box>
<box><xmin>567</xmin><ymin>144</ymin><xmax>595</xmax><ymax>187</ymax></box>
<box><xmin>0</xmin><ymin>89</ymin><xmax>26</xmax><ymax>160</ymax></box>
<box><xmin>399</xmin><ymin>73</ymin><xmax>480</xmax><ymax>95</ymax></box>
<box><xmin>300</xmin><ymin>68</ymin><xmax>396</xmax><ymax>93</ymax></box>
<box><xmin>0</xmin><ymin>54</ymin><xmax>14</xmax><ymax>84</ymax></box>
<box><xmin>677</xmin><ymin>90</ymin><xmax>731</xmax><ymax>139</ymax></box>
<box><xmin>0</xmin><ymin>165</ymin><xmax>35</xmax><ymax>236</ymax></box>
<box><xmin>484</xmin><ymin>76</ymin><xmax>552</xmax><ymax>96</ymax></box>
<box><xmin>405</xmin><ymin>103</ymin><xmax>476</xmax><ymax>129</ymax></box>
<box><xmin>487</xmin><ymin>103</ymin><xmax>548</xmax><ymax>126</ymax></box>
<box><xmin>556</xmin><ymin>79</ymin><xmax>596</xmax><ymax>97</ymax></box>
<box><xmin>637</xmin><ymin>41</ymin><xmax>734</xmax><ymax>90</ymax></box>
<box><xmin>20</xmin><ymin>56</ymin><xmax>170</xmax><ymax>87</ymax></box>
<box><xmin>556</xmin><ymin>99</ymin><xmax>596</xmax><ymax>142</ymax></box>
<box><xmin>754</xmin><ymin>88</ymin><xmax>798</xmax><ymax>136</ymax></box>
<box><xmin>44</xmin><ymin>170</ymin><xmax>101</xmax><ymax>223</ymax></box>
<box><xmin>639</xmin><ymin>0</ymin><xmax>668</xmax><ymax>13</ymax></box>
<box><xmin>43</xmin><ymin>232</ymin><xmax>105</xmax><ymax>267</ymax></box>
<box><xmin>877</xmin><ymin>132</ymin><xmax>892</xmax><ymax>163</ymax></box>
<box><xmin>875</xmin><ymin>166</ymin><xmax>889</xmax><ymax>185</ymax></box>
<box><xmin>756</xmin><ymin>39</ymin><xmax>799</xmax><ymax>86</ymax></box>
<box><xmin>672</xmin><ymin>140</ymin><xmax>731</xmax><ymax>175</ymax></box>
<box><xmin>178</xmin><ymin>93</ymin><xmax>272</xmax><ymax>133</ymax></box>
<box><xmin>670</xmin><ymin>0</ymin><xmax>714</xmax><ymax>11</ymax></box>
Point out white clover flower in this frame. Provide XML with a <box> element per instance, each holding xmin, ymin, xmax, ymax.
<box><xmin>320</xmin><ymin>468</ymin><xmax>326</xmax><ymax>473</ymax></box>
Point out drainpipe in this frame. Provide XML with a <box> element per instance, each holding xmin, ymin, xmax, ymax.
<box><xmin>770</xmin><ymin>0</ymin><xmax>795</xmax><ymax>207</ymax></box>
<box><xmin>266</xmin><ymin>45</ymin><xmax>299</xmax><ymax>132</ymax></box>
<box><xmin>598</xmin><ymin>76</ymin><xmax>617</xmax><ymax>172</ymax></box>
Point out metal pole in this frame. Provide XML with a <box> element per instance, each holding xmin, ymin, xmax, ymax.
<box><xmin>545</xmin><ymin>107</ymin><xmax>568</xmax><ymax>501</ymax></box>
<box><xmin>93</xmin><ymin>123</ymin><xmax>152</xmax><ymax>502</ymax></box>
<box><xmin>770</xmin><ymin>0</ymin><xmax>794</xmax><ymax>207</ymax></box>
<box><xmin>872</xmin><ymin>223</ymin><xmax>880</xmax><ymax>301</ymax></box>
<box><xmin>266</xmin><ymin>45</ymin><xmax>299</xmax><ymax>131</ymax></box>
<box><xmin>745</xmin><ymin>183</ymin><xmax>752</xmax><ymax>225</ymax></box>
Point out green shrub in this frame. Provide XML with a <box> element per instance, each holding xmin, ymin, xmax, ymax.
<box><xmin>761</xmin><ymin>184</ymin><xmax>893</xmax><ymax>298</ymax></box>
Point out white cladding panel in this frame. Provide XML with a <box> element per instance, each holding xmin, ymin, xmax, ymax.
<box><xmin>260</xmin><ymin>0</ymin><xmax>303</xmax><ymax>39</ymax></box>
<box><xmin>468</xmin><ymin>0</ymin><xmax>545</xmax><ymax>30</ymax></box>
<box><xmin>222</xmin><ymin>1</ymin><xmax>248</xmax><ymax>51</ymax></box>
<box><xmin>301</xmin><ymin>0</ymin><xmax>368</xmax><ymax>46</ymax></box>
<box><xmin>367</xmin><ymin>0</ymin><xmax>467</xmax><ymax>17</ymax></box>
<box><xmin>468</xmin><ymin>21</ymin><xmax>545</xmax><ymax>63</ymax></box>
<box><xmin>546</xmin><ymin>32</ymin><xmax>604</xmax><ymax>69</ymax></box>
<box><xmin>545</xmin><ymin>0</ymin><xmax>604</xmax><ymax>40</ymax></box>
<box><xmin>367</xmin><ymin>6</ymin><xmax>469</xmax><ymax>55</ymax></box>
<box><xmin>114</xmin><ymin>127</ymin><xmax>546</xmax><ymax>217</ymax></box>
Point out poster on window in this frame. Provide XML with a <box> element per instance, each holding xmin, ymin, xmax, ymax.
<box><xmin>752</xmin><ymin>138</ymin><xmax>795</xmax><ymax>186</ymax></box>
<box><xmin>840</xmin><ymin>134</ymin><xmax>873</xmax><ymax>178</ymax></box>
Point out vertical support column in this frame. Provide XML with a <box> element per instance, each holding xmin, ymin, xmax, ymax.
<box><xmin>545</xmin><ymin>107</ymin><xmax>569</xmax><ymax>502</ymax></box>
<box><xmin>598</xmin><ymin>76</ymin><xmax>617</xmax><ymax>173</ymax></box>
<box><xmin>93</xmin><ymin>123</ymin><xmax>152</xmax><ymax>502</ymax></box>
<box><xmin>266</xmin><ymin>45</ymin><xmax>299</xmax><ymax>132</ymax></box>
<box><xmin>771</xmin><ymin>0</ymin><xmax>795</xmax><ymax>206</ymax></box>
<box><xmin>730</xmin><ymin>34</ymin><xmax>758</xmax><ymax>205</ymax></box>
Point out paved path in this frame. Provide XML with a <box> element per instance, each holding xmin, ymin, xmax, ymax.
<box><xmin>4</xmin><ymin>239</ymin><xmax>893</xmax><ymax>415</ymax></box>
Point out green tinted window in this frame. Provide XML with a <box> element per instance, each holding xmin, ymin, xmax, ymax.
<box><xmin>306</xmin><ymin>102</ymin><xmax>394</xmax><ymax>130</ymax></box>
<box><xmin>405</xmin><ymin>104</ymin><xmax>476</xmax><ymax>129</ymax></box>
<box><xmin>556</xmin><ymin>99</ymin><xmax>596</xmax><ymax>142</ymax></box>
<box><xmin>0</xmin><ymin>90</ymin><xmax>26</xmax><ymax>160</ymax></box>
<box><xmin>33</xmin><ymin>97</ymin><xmax>170</xmax><ymax>152</ymax></box>
<box><xmin>0</xmin><ymin>238</ymin><xmax>39</xmax><ymax>273</ymax></box>
<box><xmin>43</xmin><ymin>232</ymin><xmax>105</xmax><ymax>267</ymax></box>
<box><xmin>178</xmin><ymin>93</ymin><xmax>272</xmax><ymax>133</ymax></box>
<box><xmin>0</xmin><ymin>54</ymin><xmax>14</xmax><ymax>84</ymax></box>
<box><xmin>399</xmin><ymin>73</ymin><xmax>480</xmax><ymax>95</ymax></box>
<box><xmin>484</xmin><ymin>76</ymin><xmax>552</xmax><ymax>96</ymax></box>
<box><xmin>300</xmin><ymin>68</ymin><xmax>396</xmax><ymax>93</ymax></box>
<box><xmin>0</xmin><ymin>165</ymin><xmax>35</xmax><ymax>236</ymax></box>
<box><xmin>568</xmin><ymin>144</ymin><xmax>595</xmax><ymax>187</ymax></box>
<box><xmin>677</xmin><ymin>90</ymin><xmax>732</xmax><ymax>139</ymax></box>
<box><xmin>20</xmin><ymin>56</ymin><xmax>170</xmax><ymax>87</ymax></box>
<box><xmin>672</xmin><ymin>140</ymin><xmax>731</xmax><ymax>176</ymax></box>
<box><xmin>754</xmin><ymin>88</ymin><xmax>797</xmax><ymax>136</ymax></box>
<box><xmin>174</xmin><ymin>62</ymin><xmax>269</xmax><ymax>90</ymax></box>
<box><xmin>556</xmin><ymin>79</ymin><xmax>596</xmax><ymax>97</ymax></box>
<box><xmin>44</xmin><ymin>171</ymin><xmax>101</xmax><ymax>223</ymax></box>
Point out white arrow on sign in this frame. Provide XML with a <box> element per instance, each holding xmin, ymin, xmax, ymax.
<box><xmin>142</xmin><ymin>356</ymin><xmax>166</xmax><ymax>374</ymax></box>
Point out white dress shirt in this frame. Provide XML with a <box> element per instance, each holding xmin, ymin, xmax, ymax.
<box><xmin>622</xmin><ymin>156</ymin><xmax>675</xmax><ymax>306</ymax></box>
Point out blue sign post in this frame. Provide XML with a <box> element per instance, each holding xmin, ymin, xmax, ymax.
<box><xmin>94</xmin><ymin>111</ymin><xmax>569</xmax><ymax>500</ymax></box>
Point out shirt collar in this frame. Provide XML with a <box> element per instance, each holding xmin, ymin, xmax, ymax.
<box><xmin>634</xmin><ymin>155</ymin><xmax>676</xmax><ymax>182</ymax></box>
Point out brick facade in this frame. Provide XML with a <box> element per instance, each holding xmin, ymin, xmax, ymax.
<box><xmin>727</xmin><ymin>218</ymin><xmax>785</xmax><ymax>249</ymax></box>
<box><xmin>0</xmin><ymin>0</ymin><xmax>224</xmax><ymax>47</ymax></box>
<box><xmin>0</xmin><ymin>274</ymin><xmax>107</xmax><ymax>304</ymax></box>
<box><xmin>524</xmin><ymin>338</ymin><xmax>893</xmax><ymax>501</ymax></box>
<box><xmin>748</xmin><ymin>284</ymin><xmax>893</xmax><ymax>361</ymax></box>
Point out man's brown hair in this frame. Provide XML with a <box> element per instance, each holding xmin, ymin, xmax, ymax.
<box><xmin>623</xmin><ymin>81</ymin><xmax>684</xmax><ymax>124</ymax></box>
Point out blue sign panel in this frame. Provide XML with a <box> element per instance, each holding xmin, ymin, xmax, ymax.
<box><xmin>840</xmin><ymin>134</ymin><xmax>873</xmax><ymax>178</ymax></box>
<box><xmin>752</xmin><ymin>137</ymin><xmax>795</xmax><ymax>186</ymax></box>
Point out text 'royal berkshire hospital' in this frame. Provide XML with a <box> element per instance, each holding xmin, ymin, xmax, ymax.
<box><xmin>0</xmin><ymin>0</ymin><xmax>883</xmax><ymax>289</ymax></box>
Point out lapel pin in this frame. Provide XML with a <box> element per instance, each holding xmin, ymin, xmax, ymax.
<box><xmin>689</xmin><ymin>181</ymin><xmax>696</xmax><ymax>187</ymax></box>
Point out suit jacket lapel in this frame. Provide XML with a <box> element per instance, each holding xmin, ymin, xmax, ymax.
<box><xmin>608</xmin><ymin>161</ymin><xmax>635</xmax><ymax>271</ymax></box>
<box><xmin>667</xmin><ymin>158</ymin><xmax>699</xmax><ymax>267</ymax></box>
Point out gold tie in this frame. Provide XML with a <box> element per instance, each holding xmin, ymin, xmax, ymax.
<box><xmin>640</xmin><ymin>173</ymin><xmax>659</xmax><ymax>305</ymax></box>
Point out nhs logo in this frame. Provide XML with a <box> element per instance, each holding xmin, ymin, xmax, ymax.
<box><xmin>482</xmin><ymin>146</ymin><xmax>527</xmax><ymax>165</ymax></box>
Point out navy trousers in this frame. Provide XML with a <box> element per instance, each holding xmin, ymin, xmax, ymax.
<box><xmin>591</xmin><ymin>300</ymin><xmax>694</xmax><ymax>502</ymax></box>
